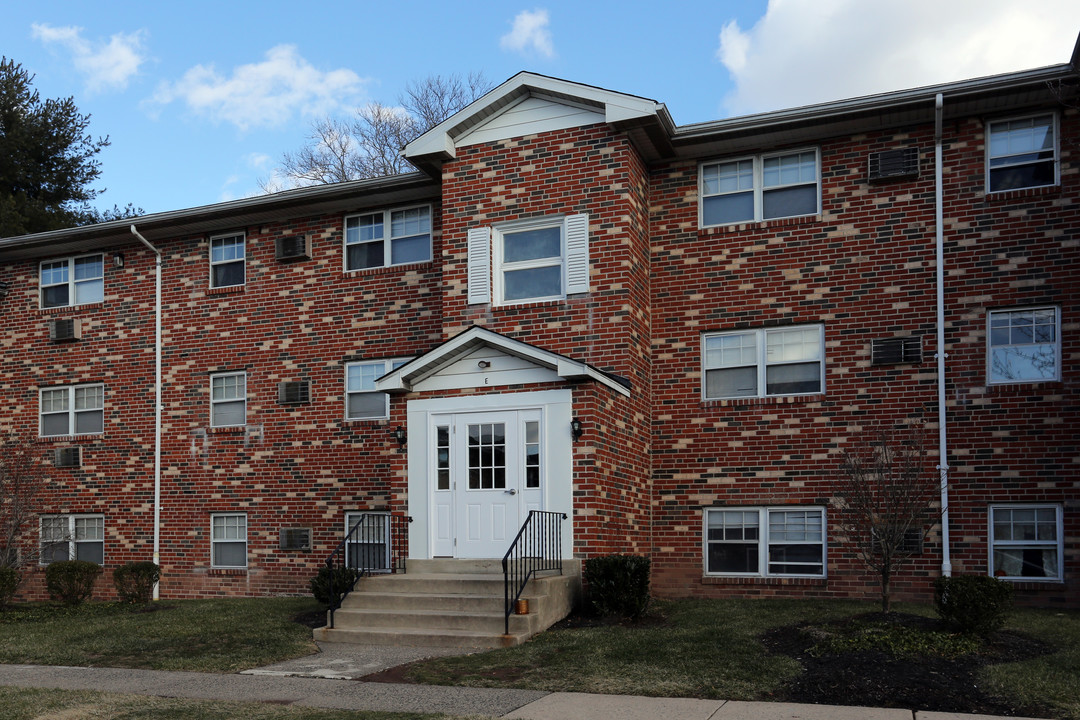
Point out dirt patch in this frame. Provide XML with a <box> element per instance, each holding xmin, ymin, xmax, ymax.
<box><xmin>291</xmin><ymin>608</ymin><xmax>326</xmax><ymax>629</ymax></box>
<box><xmin>761</xmin><ymin>612</ymin><xmax>1054</xmax><ymax>717</ymax></box>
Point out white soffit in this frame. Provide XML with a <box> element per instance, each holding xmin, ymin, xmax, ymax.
<box><xmin>376</xmin><ymin>326</ymin><xmax>631</xmax><ymax>397</ymax></box>
<box><xmin>457</xmin><ymin>95</ymin><xmax>606</xmax><ymax>148</ymax></box>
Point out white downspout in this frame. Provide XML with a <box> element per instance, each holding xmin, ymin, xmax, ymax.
<box><xmin>934</xmin><ymin>95</ymin><xmax>952</xmax><ymax>577</ymax></box>
<box><xmin>130</xmin><ymin>225</ymin><xmax>164</xmax><ymax>599</ymax></box>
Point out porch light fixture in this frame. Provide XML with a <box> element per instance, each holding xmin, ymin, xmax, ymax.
<box><xmin>570</xmin><ymin>418</ymin><xmax>583</xmax><ymax>441</ymax></box>
<box><xmin>391</xmin><ymin>426</ymin><xmax>407</xmax><ymax>449</ymax></box>
<box><xmin>477</xmin><ymin>360</ymin><xmax>491</xmax><ymax>369</ymax></box>
<box><xmin>113</xmin><ymin>252</ymin><xmax>125</xmax><ymax>268</ymax></box>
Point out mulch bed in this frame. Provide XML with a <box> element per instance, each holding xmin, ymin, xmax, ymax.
<box><xmin>760</xmin><ymin>612</ymin><xmax>1054</xmax><ymax>717</ymax></box>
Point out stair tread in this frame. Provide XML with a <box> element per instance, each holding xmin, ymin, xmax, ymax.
<box><xmin>323</xmin><ymin>626</ymin><xmax>526</xmax><ymax>639</ymax></box>
<box><xmin>335</xmin><ymin>607</ymin><xmax>517</xmax><ymax>618</ymax></box>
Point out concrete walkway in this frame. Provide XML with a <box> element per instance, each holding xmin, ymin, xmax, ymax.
<box><xmin>0</xmin><ymin>659</ymin><xmax>1050</xmax><ymax>720</ymax></box>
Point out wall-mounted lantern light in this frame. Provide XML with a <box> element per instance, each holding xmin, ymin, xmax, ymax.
<box><xmin>570</xmin><ymin>418</ymin><xmax>584</xmax><ymax>441</ymax></box>
<box><xmin>391</xmin><ymin>426</ymin><xmax>407</xmax><ymax>449</ymax></box>
<box><xmin>113</xmin><ymin>253</ymin><xmax>125</xmax><ymax>268</ymax></box>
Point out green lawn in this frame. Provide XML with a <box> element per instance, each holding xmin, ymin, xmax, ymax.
<box><xmin>0</xmin><ymin>598</ymin><xmax>321</xmax><ymax>672</ymax></box>
<box><xmin>0</xmin><ymin>687</ymin><xmax>485</xmax><ymax>720</ymax></box>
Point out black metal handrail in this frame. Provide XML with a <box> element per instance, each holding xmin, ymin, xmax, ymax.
<box><xmin>502</xmin><ymin>510</ymin><xmax>567</xmax><ymax>635</ymax></box>
<box><xmin>325</xmin><ymin>512</ymin><xmax>411</xmax><ymax>629</ymax></box>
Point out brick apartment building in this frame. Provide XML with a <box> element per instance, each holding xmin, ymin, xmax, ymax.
<box><xmin>1</xmin><ymin>44</ymin><xmax>1077</xmax><ymax>607</ymax></box>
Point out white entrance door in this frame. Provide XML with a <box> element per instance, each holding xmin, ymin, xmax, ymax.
<box><xmin>430</xmin><ymin>409</ymin><xmax>543</xmax><ymax>558</ymax></box>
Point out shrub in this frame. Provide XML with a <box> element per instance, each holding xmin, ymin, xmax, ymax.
<box><xmin>113</xmin><ymin>561</ymin><xmax>160</xmax><ymax>604</ymax></box>
<box><xmin>584</xmin><ymin>554</ymin><xmax>651</xmax><ymax>619</ymax></box>
<box><xmin>310</xmin><ymin>565</ymin><xmax>360</xmax><ymax>607</ymax></box>
<box><xmin>0</xmin><ymin>567</ymin><xmax>19</xmax><ymax>608</ymax></box>
<box><xmin>45</xmin><ymin>560</ymin><xmax>101</xmax><ymax>606</ymax></box>
<box><xmin>934</xmin><ymin>575</ymin><xmax>1013</xmax><ymax>636</ymax></box>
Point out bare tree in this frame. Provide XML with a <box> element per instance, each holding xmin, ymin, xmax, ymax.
<box><xmin>835</xmin><ymin>422</ymin><xmax>939</xmax><ymax>612</ymax></box>
<box><xmin>0</xmin><ymin>433</ymin><xmax>53</xmax><ymax>569</ymax></box>
<box><xmin>263</xmin><ymin>72</ymin><xmax>493</xmax><ymax>192</ymax></box>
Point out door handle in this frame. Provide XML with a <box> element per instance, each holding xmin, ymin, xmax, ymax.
<box><xmin>505</xmin><ymin>488</ymin><xmax>517</xmax><ymax>495</ymax></box>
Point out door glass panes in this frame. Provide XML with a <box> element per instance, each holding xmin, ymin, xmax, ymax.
<box><xmin>524</xmin><ymin>420</ymin><xmax>540</xmax><ymax>488</ymax></box>
<box><xmin>467</xmin><ymin>422</ymin><xmax>506</xmax><ymax>490</ymax></box>
<box><xmin>436</xmin><ymin>426</ymin><xmax>450</xmax><ymax>490</ymax></box>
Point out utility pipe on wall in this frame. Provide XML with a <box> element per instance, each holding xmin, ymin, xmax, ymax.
<box><xmin>934</xmin><ymin>94</ymin><xmax>952</xmax><ymax>577</ymax></box>
<box><xmin>130</xmin><ymin>225</ymin><xmax>163</xmax><ymax>599</ymax></box>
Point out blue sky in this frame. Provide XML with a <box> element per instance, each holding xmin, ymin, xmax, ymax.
<box><xmin>3</xmin><ymin>1</ymin><xmax>1079</xmax><ymax>217</ymax></box>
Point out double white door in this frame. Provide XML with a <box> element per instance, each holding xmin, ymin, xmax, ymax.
<box><xmin>430</xmin><ymin>409</ymin><xmax>543</xmax><ymax>558</ymax></box>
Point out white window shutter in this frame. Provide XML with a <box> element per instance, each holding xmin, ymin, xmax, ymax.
<box><xmin>467</xmin><ymin>226</ymin><xmax>491</xmax><ymax>304</ymax></box>
<box><xmin>564</xmin><ymin>213</ymin><xmax>589</xmax><ymax>295</ymax></box>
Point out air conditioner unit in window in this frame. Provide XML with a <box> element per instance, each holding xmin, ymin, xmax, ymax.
<box><xmin>277</xmin><ymin>381</ymin><xmax>311</xmax><ymax>404</ymax></box>
<box><xmin>50</xmin><ymin>318</ymin><xmax>82</xmax><ymax>342</ymax></box>
<box><xmin>279</xmin><ymin>527</ymin><xmax>312</xmax><ymax>551</ymax></box>
<box><xmin>868</xmin><ymin>147</ymin><xmax>920</xmax><ymax>183</ymax></box>
<box><xmin>871</xmin><ymin>336</ymin><xmax>922</xmax><ymax>365</ymax></box>
<box><xmin>54</xmin><ymin>447</ymin><xmax>82</xmax><ymax>468</ymax></box>
<box><xmin>275</xmin><ymin>234</ymin><xmax>311</xmax><ymax>261</ymax></box>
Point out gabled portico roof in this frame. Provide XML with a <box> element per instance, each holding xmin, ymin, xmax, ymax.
<box><xmin>375</xmin><ymin>325</ymin><xmax>631</xmax><ymax>397</ymax></box>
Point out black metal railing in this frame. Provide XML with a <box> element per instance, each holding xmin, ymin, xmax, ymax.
<box><xmin>502</xmin><ymin>510</ymin><xmax>567</xmax><ymax>635</ymax></box>
<box><xmin>325</xmin><ymin>512</ymin><xmax>411</xmax><ymax>629</ymax></box>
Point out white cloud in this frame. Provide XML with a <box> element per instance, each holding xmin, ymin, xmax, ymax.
<box><xmin>147</xmin><ymin>45</ymin><xmax>365</xmax><ymax>131</ymax></box>
<box><xmin>500</xmin><ymin>9</ymin><xmax>555</xmax><ymax>58</ymax></box>
<box><xmin>32</xmin><ymin>23</ymin><xmax>146</xmax><ymax>92</ymax></box>
<box><xmin>716</xmin><ymin>0</ymin><xmax>1080</xmax><ymax>116</ymax></box>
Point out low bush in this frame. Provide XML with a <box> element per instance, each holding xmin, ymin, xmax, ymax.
<box><xmin>45</xmin><ymin>560</ymin><xmax>101</xmax><ymax>606</ymax></box>
<box><xmin>934</xmin><ymin>575</ymin><xmax>1013</xmax><ymax>636</ymax></box>
<box><xmin>310</xmin><ymin>565</ymin><xmax>360</xmax><ymax>606</ymax></box>
<box><xmin>112</xmin><ymin>562</ymin><xmax>160</xmax><ymax>604</ymax></box>
<box><xmin>0</xmin><ymin>567</ymin><xmax>19</xmax><ymax>608</ymax></box>
<box><xmin>584</xmin><ymin>554</ymin><xmax>651</xmax><ymax>619</ymax></box>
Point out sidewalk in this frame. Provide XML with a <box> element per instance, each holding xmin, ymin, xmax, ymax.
<box><xmin>0</xmin><ymin>661</ymin><xmax>1050</xmax><ymax>720</ymax></box>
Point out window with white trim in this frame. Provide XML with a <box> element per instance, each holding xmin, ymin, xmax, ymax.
<box><xmin>989</xmin><ymin>505</ymin><xmax>1062</xmax><ymax>582</ymax></box>
<box><xmin>987</xmin><ymin>307</ymin><xmax>1060</xmax><ymax>384</ymax></box>
<box><xmin>210</xmin><ymin>233</ymin><xmax>245</xmax><ymax>288</ymax></box>
<box><xmin>986</xmin><ymin>114</ymin><xmax>1057</xmax><ymax>192</ymax></box>
<box><xmin>345</xmin><ymin>359</ymin><xmax>408</xmax><ymax>420</ymax></box>
<box><xmin>211</xmin><ymin>513</ymin><xmax>247</xmax><ymax>568</ymax></box>
<box><xmin>703</xmin><ymin>325</ymin><xmax>824</xmax><ymax>399</ymax></box>
<box><xmin>468</xmin><ymin>213</ymin><xmax>589</xmax><ymax>305</ymax></box>
<box><xmin>40</xmin><ymin>254</ymin><xmax>104</xmax><ymax>308</ymax></box>
<box><xmin>701</xmin><ymin>149</ymin><xmax>819</xmax><ymax>226</ymax></box>
<box><xmin>40</xmin><ymin>384</ymin><xmax>104</xmax><ymax>437</ymax></box>
<box><xmin>40</xmin><ymin>514</ymin><xmax>104</xmax><ymax>565</ymax></box>
<box><xmin>210</xmin><ymin>372</ymin><xmax>246</xmax><ymax>427</ymax></box>
<box><xmin>705</xmin><ymin>507</ymin><xmax>826</xmax><ymax>577</ymax></box>
<box><xmin>344</xmin><ymin>205</ymin><xmax>431</xmax><ymax>270</ymax></box>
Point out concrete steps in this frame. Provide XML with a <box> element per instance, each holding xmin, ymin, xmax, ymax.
<box><xmin>314</xmin><ymin>558</ymin><xmax>580</xmax><ymax>649</ymax></box>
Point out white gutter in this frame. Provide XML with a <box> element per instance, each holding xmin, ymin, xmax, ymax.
<box><xmin>934</xmin><ymin>95</ymin><xmax>952</xmax><ymax>577</ymax></box>
<box><xmin>130</xmin><ymin>225</ymin><xmax>164</xmax><ymax>599</ymax></box>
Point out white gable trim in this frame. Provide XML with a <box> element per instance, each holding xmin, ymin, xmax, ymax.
<box><xmin>404</xmin><ymin>72</ymin><xmax>664</xmax><ymax>163</ymax></box>
<box><xmin>457</xmin><ymin>95</ymin><xmax>606</xmax><ymax>148</ymax></box>
<box><xmin>375</xmin><ymin>326</ymin><xmax>630</xmax><ymax>397</ymax></box>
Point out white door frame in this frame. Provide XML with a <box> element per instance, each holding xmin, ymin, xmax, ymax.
<box><xmin>407</xmin><ymin>390</ymin><xmax>574</xmax><ymax>560</ymax></box>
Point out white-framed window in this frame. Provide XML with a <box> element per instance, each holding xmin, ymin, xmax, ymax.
<box><xmin>211</xmin><ymin>513</ymin><xmax>247</xmax><ymax>568</ymax></box>
<box><xmin>210</xmin><ymin>372</ymin><xmax>246</xmax><ymax>427</ymax></box>
<box><xmin>40</xmin><ymin>384</ymin><xmax>104</xmax><ymax>437</ymax></box>
<box><xmin>701</xmin><ymin>148</ymin><xmax>820</xmax><ymax>226</ymax></box>
<box><xmin>468</xmin><ymin>213</ymin><xmax>589</xmax><ymax>305</ymax></box>
<box><xmin>987</xmin><ymin>306</ymin><xmax>1060</xmax><ymax>384</ymax></box>
<box><xmin>344</xmin><ymin>205</ymin><xmax>431</xmax><ymax>271</ymax></box>
<box><xmin>40</xmin><ymin>254</ymin><xmax>104</xmax><ymax>309</ymax></box>
<box><xmin>986</xmin><ymin>114</ymin><xmax>1058</xmax><ymax>193</ymax></box>
<box><xmin>344</xmin><ymin>512</ymin><xmax>390</xmax><ymax>572</ymax></box>
<box><xmin>989</xmin><ymin>505</ymin><xmax>1063</xmax><ymax>582</ymax></box>
<box><xmin>210</xmin><ymin>233</ymin><xmax>245</xmax><ymax>288</ymax></box>
<box><xmin>40</xmin><ymin>514</ymin><xmax>104</xmax><ymax>565</ymax></box>
<box><xmin>705</xmin><ymin>507</ymin><xmax>826</xmax><ymax>577</ymax></box>
<box><xmin>703</xmin><ymin>325</ymin><xmax>824</xmax><ymax>399</ymax></box>
<box><xmin>345</xmin><ymin>359</ymin><xmax>408</xmax><ymax>420</ymax></box>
